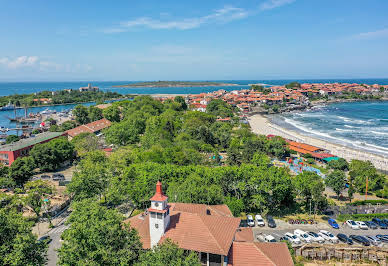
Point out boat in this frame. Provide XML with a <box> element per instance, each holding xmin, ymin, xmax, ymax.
<box><xmin>40</xmin><ymin>108</ymin><xmax>56</xmax><ymax>115</ymax></box>
<box><xmin>0</xmin><ymin>102</ymin><xmax>15</xmax><ymax>111</ymax></box>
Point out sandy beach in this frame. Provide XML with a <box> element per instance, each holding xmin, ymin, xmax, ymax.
<box><xmin>248</xmin><ymin>114</ymin><xmax>388</xmax><ymax>172</ymax></box>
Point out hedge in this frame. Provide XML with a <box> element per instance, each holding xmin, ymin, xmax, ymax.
<box><xmin>337</xmin><ymin>213</ymin><xmax>388</xmax><ymax>222</ymax></box>
<box><xmin>347</xmin><ymin>200</ymin><xmax>388</xmax><ymax>206</ymax></box>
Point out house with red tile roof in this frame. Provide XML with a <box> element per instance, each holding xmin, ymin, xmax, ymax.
<box><xmin>65</xmin><ymin>118</ymin><xmax>111</xmax><ymax>139</ymax></box>
<box><xmin>126</xmin><ymin>182</ymin><xmax>293</xmax><ymax>266</ymax></box>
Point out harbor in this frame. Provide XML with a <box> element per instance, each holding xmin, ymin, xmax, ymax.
<box><xmin>0</xmin><ymin>102</ymin><xmax>95</xmax><ymax>137</ymax></box>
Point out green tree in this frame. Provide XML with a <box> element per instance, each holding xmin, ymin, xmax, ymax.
<box><xmin>71</xmin><ymin>132</ymin><xmax>99</xmax><ymax>156</ymax></box>
<box><xmin>6</xmin><ymin>135</ymin><xmax>19</xmax><ymax>144</ymax></box>
<box><xmin>103</xmin><ymin>105</ymin><xmax>121</xmax><ymax>122</ymax></box>
<box><xmin>325</xmin><ymin>170</ymin><xmax>346</xmax><ymax>199</ymax></box>
<box><xmin>136</xmin><ymin>239</ymin><xmax>200</xmax><ymax>266</ymax></box>
<box><xmin>73</xmin><ymin>105</ymin><xmax>90</xmax><ymax>124</ymax></box>
<box><xmin>167</xmin><ymin>173</ymin><xmax>224</xmax><ymax>205</ymax></box>
<box><xmin>206</xmin><ymin>99</ymin><xmax>234</xmax><ymax>118</ymax></box>
<box><xmin>293</xmin><ymin>171</ymin><xmax>325</xmax><ymax>212</ymax></box>
<box><xmin>174</xmin><ymin>96</ymin><xmax>188</xmax><ymax>110</ymax></box>
<box><xmin>60</xmin><ymin>120</ymin><xmax>78</xmax><ymax>131</ymax></box>
<box><xmin>327</xmin><ymin>158</ymin><xmax>348</xmax><ymax>171</ymax></box>
<box><xmin>9</xmin><ymin>156</ymin><xmax>35</xmax><ymax>186</ymax></box>
<box><xmin>24</xmin><ymin>180</ymin><xmax>54</xmax><ymax>217</ymax></box>
<box><xmin>58</xmin><ymin>199</ymin><xmax>143</xmax><ymax>266</ymax></box>
<box><xmin>67</xmin><ymin>151</ymin><xmax>110</xmax><ymax>201</ymax></box>
<box><xmin>349</xmin><ymin>160</ymin><xmax>384</xmax><ymax>193</ymax></box>
<box><xmin>105</xmin><ymin>119</ymin><xmax>142</xmax><ymax>146</ymax></box>
<box><xmin>30</xmin><ymin>138</ymin><xmax>74</xmax><ymax>172</ymax></box>
<box><xmin>88</xmin><ymin>106</ymin><xmax>103</xmax><ymax>122</ymax></box>
<box><xmin>251</xmin><ymin>152</ymin><xmax>271</xmax><ymax>168</ymax></box>
<box><xmin>0</xmin><ymin>208</ymin><xmax>47</xmax><ymax>266</ymax></box>
<box><xmin>285</xmin><ymin>82</ymin><xmax>301</xmax><ymax>89</ymax></box>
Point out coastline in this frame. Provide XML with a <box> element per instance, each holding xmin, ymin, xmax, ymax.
<box><xmin>112</xmin><ymin>83</ymin><xmax>240</xmax><ymax>88</ymax></box>
<box><xmin>248</xmin><ymin>113</ymin><xmax>388</xmax><ymax>172</ymax></box>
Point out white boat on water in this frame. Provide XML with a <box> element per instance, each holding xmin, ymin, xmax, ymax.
<box><xmin>0</xmin><ymin>102</ymin><xmax>15</xmax><ymax>111</ymax></box>
<box><xmin>40</xmin><ymin>108</ymin><xmax>56</xmax><ymax>115</ymax></box>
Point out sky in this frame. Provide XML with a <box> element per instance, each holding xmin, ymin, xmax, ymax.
<box><xmin>0</xmin><ymin>0</ymin><xmax>388</xmax><ymax>81</ymax></box>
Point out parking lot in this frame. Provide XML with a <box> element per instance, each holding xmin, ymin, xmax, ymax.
<box><xmin>250</xmin><ymin>218</ymin><xmax>388</xmax><ymax>248</ymax></box>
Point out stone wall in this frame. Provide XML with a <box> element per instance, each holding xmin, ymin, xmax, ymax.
<box><xmin>295</xmin><ymin>244</ymin><xmax>388</xmax><ymax>265</ymax></box>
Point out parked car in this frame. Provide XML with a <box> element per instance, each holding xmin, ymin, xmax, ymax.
<box><xmin>364</xmin><ymin>236</ymin><xmax>381</xmax><ymax>246</ymax></box>
<box><xmin>247</xmin><ymin>215</ymin><xmax>255</xmax><ymax>227</ymax></box>
<box><xmin>318</xmin><ymin>230</ymin><xmax>338</xmax><ymax>243</ymax></box>
<box><xmin>328</xmin><ymin>218</ymin><xmax>339</xmax><ymax>229</ymax></box>
<box><xmin>307</xmin><ymin>232</ymin><xmax>325</xmax><ymax>243</ymax></box>
<box><xmin>376</xmin><ymin>235</ymin><xmax>388</xmax><ymax>243</ymax></box>
<box><xmin>364</xmin><ymin>221</ymin><xmax>378</xmax><ymax>229</ymax></box>
<box><xmin>372</xmin><ymin>218</ymin><xmax>388</xmax><ymax>229</ymax></box>
<box><xmin>266</xmin><ymin>215</ymin><xmax>276</xmax><ymax>228</ymax></box>
<box><xmin>40</xmin><ymin>174</ymin><xmax>51</xmax><ymax>179</ymax></box>
<box><xmin>255</xmin><ymin>215</ymin><xmax>265</xmax><ymax>227</ymax></box>
<box><xmin>279</xmin><ymin>236</ymin><xmax>290</xmax><ymax>243</ymax></box>
<box><xmin>239</xmin><ymin>220</ymin><xmax>248</xmax><ymax>228</ymax></box>
<box><xmin>38</xmin><ymin>235</ymin><xmax>52</xmax><ymax>244</ymax></box>
<box><xmin>349</xmin><ymin>235</ymin><xmax>370</xmax><ymax>246</ymax></box>
<box><xmin>294</xmin><ymin>229</ymin><xmax>313</xmax><ymax>243</ymax></box>
<box><xmin>355</xmin><ymin>221</ymin><xmax>368</xmax><ymax>230</ymax></box>
<box><xmin>346</xmin><ymin>220</ymin><xmax>360</xmax><ymax>230</ymax></box>
<box><xmin>264</xmin><ymin>235</ymin><xmax>276</xmax><ymax>242</ymax></box>
<box><xmin>52</xmin><ymin>173</ymin><xmax>65</xmax><ymax>181</ymax></box>
<box><xmin>337</xmin><ymin>233</ymin><xmax>353</xmax><ymax>245</ymax></box>
<box><xmin>285</xmin><ymin>232</ymin><xmax>301</xmax><ymax>245</ymax></box>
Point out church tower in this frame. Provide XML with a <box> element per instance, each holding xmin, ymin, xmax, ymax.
<box><xmin>148</xmin><ymin>181</ymin><xmax>170</xmax><ymax>248</ymax></box>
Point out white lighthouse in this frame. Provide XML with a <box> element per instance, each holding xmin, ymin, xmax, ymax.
<box><xmin>148</xmin><ymin>181</ymin><xmax>170</xmax><ymax>248</ymax></box>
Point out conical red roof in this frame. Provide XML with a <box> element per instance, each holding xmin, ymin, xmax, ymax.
<box><xmin>150</xmin><ymin>181</ymin><xmax>168</xmax><ymax>201</ymax></box>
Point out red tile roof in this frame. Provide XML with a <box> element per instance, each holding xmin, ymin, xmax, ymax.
<box><xmin>234</xmin><ymin>228</ymin><xmax>254</xmax><ymax>242</ymax></box>
<box><xmin>66</xmin><ymin>118</ymin><xmax>111</xmax><ymax>138</ymax></box>
<box><xmin>126</xmin><ymin>203</ymin><xmax>240</xmax><ymax>256</ymax></box>
<box><xmin>228</xmin><ymin>242</ymin><xmax>293</xmax><ymax>266</ymax></box>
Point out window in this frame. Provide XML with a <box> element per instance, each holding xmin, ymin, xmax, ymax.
<box><xmin>157</xmin><ymin>213</ymin><xmax>162</xmax><ymax>219</ymax></box>
<box><xmin>154</xmin><ymin>202</ymin><xmax>159</xmax><ymax>207</ymax></box>
<box><xmin>150</xmin><ymin>212</ymin><xmax>156</xmax><ymax>218</ymax></box>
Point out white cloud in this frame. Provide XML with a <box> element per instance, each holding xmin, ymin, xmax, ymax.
<box><xmin>259</xmin><ymin>0</ymin><xmax>295</xmax><ymax>11</ymax></box>
<box><xmin>0</xmin><ymin>56</ymin><xmax>39</xmax><ymax>69</ymax></box>
<box><xmin>103</xmin><ymin>6</ymin><xmax>249</xmax><ymax>33</ymax></box>
<box><xmin>352</xmin><ymin>28</ymin><xmax>388</xmax><ymax>40</ymax></box>
<box><xmin>0</xmin><ymin>56</ymin><xmax>92</xmax><ymax>73</ymax></box>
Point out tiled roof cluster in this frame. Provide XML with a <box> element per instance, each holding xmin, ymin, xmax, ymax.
<box><xmin>66</xmin><ymin>118</ymin><xmax>111</xmax><ymax>138</ymax></box>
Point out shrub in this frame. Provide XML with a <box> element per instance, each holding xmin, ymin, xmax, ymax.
<box><xmin>348</xmin><ymin>199</ymin><xmax>388</xmax><ymax>206</ymax></box>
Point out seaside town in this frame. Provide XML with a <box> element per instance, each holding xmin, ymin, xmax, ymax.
<box><xmin>0</xmin><ymin>80</ymin><xmax>388</xmax><ymax>265</ymax></box>
<box><xmin>3</xmin><ymin>1</ymin><xmax>388</xmax><ymax>265</ymax></box>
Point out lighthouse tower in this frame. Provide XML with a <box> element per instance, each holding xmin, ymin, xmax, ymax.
<box><xmin>148</xmin><ymin>181</ymin><xmax>170</xmax><ymax>248</ymax></box>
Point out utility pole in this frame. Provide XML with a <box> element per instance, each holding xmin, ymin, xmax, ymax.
<box><xmin>365</xmin><ymin>176</ymin><xmax>369</xmax><ymax>200</ymax></box>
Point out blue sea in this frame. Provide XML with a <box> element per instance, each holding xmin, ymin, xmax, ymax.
<box><xmin>271</xmin><ymin>101</ymin><xmax>388</xmax><ymax>157</ymax></box>
<box><xmin>0</xmin><ymin>79</ymin><xmax>387</xmax><ymax>155</ymax></box>
<box><xmin>0</xmin><ymin>78</ymin><xmax>387</xmax><ymax>96</ymax></box>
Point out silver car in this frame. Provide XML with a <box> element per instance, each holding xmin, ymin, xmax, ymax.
<box><xmin>365</xmin><ymin>236</ymin><xmax>381</xmax><ymax>246</ymax></box>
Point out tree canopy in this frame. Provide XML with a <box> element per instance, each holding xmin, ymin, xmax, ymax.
<box><xmin>0</xmin><ymin>208</ymin><xmax>47</xmax><ymax>266</ymax></box>
<box><xmin>58</xmin><ymin>199</ymin><xmax>143</xmax><ymax>266</ymax></box>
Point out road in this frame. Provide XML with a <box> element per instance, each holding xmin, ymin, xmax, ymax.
<box><xmin>44</xmin><ymin>208</ymin><xmax>71</xmax><ymax>266</ymax></box>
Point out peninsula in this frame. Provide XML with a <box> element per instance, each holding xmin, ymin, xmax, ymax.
<box><xmin>112</xmin><ymin>81</ymin><xmax>240</xmax><ymax>88</ymax></box>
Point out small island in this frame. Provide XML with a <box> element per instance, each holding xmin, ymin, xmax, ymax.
<box><xmin>112</xmin><ymin>81</ymin><xmax>240</xmax><ymax>88</ymax></box>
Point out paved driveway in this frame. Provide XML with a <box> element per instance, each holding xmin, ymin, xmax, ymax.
<box><xmin>251</xmin><ymin>219</ymin><xmax>388</xmax><ymax>247</ymax></box>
